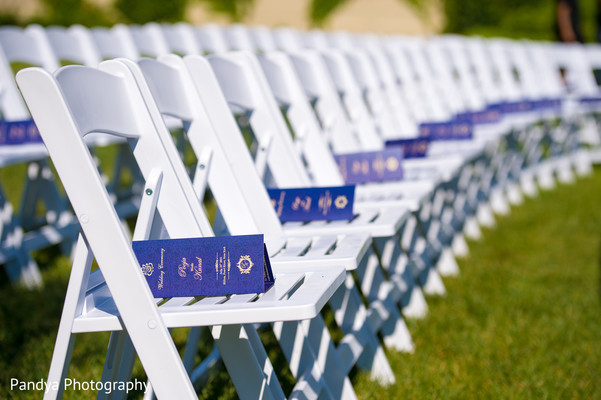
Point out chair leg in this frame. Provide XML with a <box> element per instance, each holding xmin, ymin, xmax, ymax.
<box><xmin>373</xmin><ymin>236</ymin><xmax>428</xmax><ymax>318</ymax></box>
<box><xmin>183</xmin><ymin>326</ymin><xmax>203</xmax><ymax>373</ymax></box>
<box><xmin>274</xmin><ymin>318</ymin><xmax>357</xmax><ymax>400</ymax></box>
<box><xmin>98</xmin><ymin>331</ymin><xmax>137</xmax><ymax>400</ymax></box>
<box><xmin>302</xmin><ymin>317</ymin><xmax>357</xmax><ymax>399</ymax></box>
<box><xmin>43</xmin><ymin>235</ymin><xmax>93</xmax><ymax>400</ymax></box>
<box><xmin>328</xmin><ymin>274</ymin><xmax>395</xmax><ymax>385</ymax></box>
<box><xmin>0</xmin><ymin>183</ymin><xmax>43</xmax><ymax>288</ymax></box>
<box><xmin>354</xmin><ymin>248</ymin><xmax>414</xmax><ymax>353</ymax></box>
<box><xmin>44</xmin><ymin>332</ymin><xmax>77</xmax><ymax>400</ymax></box>
<box><xmin>5</xmin><ymin>247</ymin><xmax>42</xmax><ymax>288</ymax></box>
<box><xmin>212</xmin><ymin>324</ymin><xmax>284</xmax><ymax>400</ymax></box>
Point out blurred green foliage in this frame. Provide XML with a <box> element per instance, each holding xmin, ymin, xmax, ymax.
<box><xmin>32</xmin><ymin>0</ymin><xmax>113</xmax><ymax>27</ymax></box>
<box><xmin>197</xmin><ymin>0</ymin><xmax>255</xmax><ymax>22</ymax></box>
<box><xmin>309</xmin><ymin>0</ymin><xmax>350</xmax><ymax>27</ymax></box>
<box><xmin>116</xmin><ymin>0</ymin><xmax>187</xmax><ymax>23</ymax></box>
<box><xmin>444</xmin><ymin>0</ymin><xmax>554</xmax><ymax>40</ymax></box>
<box><xmin>443</xmin><ymin>0</ymin><xmax>598</xmax><ymax>42</ymax></box>
<box><xmin>1</xmin><ymin>0</ymin><xmax>598</xmax><ymax>42</ymax></box>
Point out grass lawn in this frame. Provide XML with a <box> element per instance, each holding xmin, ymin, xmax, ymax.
<box><xmin>354</xmin><ymin>167</ymin><xmax>601</xmax><ymax>399</ymax></box>
<box><xmin>1</xmin><ymin>165</ymin><xmax>600</xmax><ymax>399</ymax></box>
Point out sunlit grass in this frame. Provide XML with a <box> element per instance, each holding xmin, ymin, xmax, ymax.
<box><xmin>1</xmin><ymin>166</ymin><xmax>600</xmax><ymax>398</ymax></box>
<box><xmin>354</xmin><ymin>167</ymin><xmax>601</xmax><ymax>399</ymax></box>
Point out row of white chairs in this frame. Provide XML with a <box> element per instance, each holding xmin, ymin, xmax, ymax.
<box><xmin>2</xmin><ymin>21</ymin><xmax>599</xmax><ymax>399</ymax></box>
<box><xmin>1</xmin><ymin>21</ymin><xmax>596</xmax><ymax>289</ymax></box>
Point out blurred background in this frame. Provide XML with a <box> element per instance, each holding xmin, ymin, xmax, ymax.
<box><xmin>0</xmin><ymin>0</ymin><xmax>600</xmax><ymax>42</ymax></box>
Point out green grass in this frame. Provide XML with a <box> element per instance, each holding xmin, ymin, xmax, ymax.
<box><xmin>354</xmin><ymin>168</ymin><xmax>601</xmax><ymax>399</ymax></box>
<box><xmin>1</xmin><ymin>166</ymin><xmax>601</xmax><ymax>398</ymax></box>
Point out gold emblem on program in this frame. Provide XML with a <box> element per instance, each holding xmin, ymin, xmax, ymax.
<box><xmin>237</xmin><ymin>255</ymin><xmax>254</xmax><ymax>274</ymax></box>
<box><xmin>334</xmin><ymin>195</ymin><xmax>348</xmax><ymax>209</ymax></box>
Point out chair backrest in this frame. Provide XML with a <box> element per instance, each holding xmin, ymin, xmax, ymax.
<box><xmin>45</xmin><ymin>25</ymin><xmax>103</xmax><ymax>67</ymax></box>
<box><xmin>130</xmin><ymin>23</ymin><xmax>171</xmax><ymax>58</ymax></box>
<box><xmin>196</xmin><ymin>24</ymin><xmax>229</xmax><ymax>54</ymax></box>
<box><xmin>134</xmin><ymin>54</ymin><xmax>285</xmax><ymax>238</ymax></box>
<box><xmin>0</xmin><ymin>25</ymin><xmax>62</xmax><ymax>119</ymax></box>
<box><xmin>397</xmin><ymin>37</ymin><xmax>451</xmax><ymax>122</ymax></box>
<box><xmin>16</xmin><ymin>61</ymin><xmax>215</xmax><ymax>397</ymax></box>
<box><xmin>382</xmin><ymin>37</ymin><xmax>431</xmax><ymax>124</ymax></box>
<box><xmin>0</xmin><ymin>25</ymin><xmax>60</xmax><ymax>71</ymax></box>
<box><xmin>225</xmin><ymin>24</ymin><xmax>256</xmax><ymax>52</ymax></box>
<box><xmin>208</xmin><ymin>51</ymin><xmax>312</xmax><ymax>187</ymax></box>
<box><xmin>161</xmin><ymin>22</ymin><xmax>202</xmax><ymax>56</ymax></box>
<box><xmin>251</xmin><ymin>26</ymin><xmax>278</xmax><ymax>53</ymax></box>
<box><xmin>272</xmin><ymin>27</ymin><xmax>304</xmax><ymax>51</ymax></box>
<box><xmin>439</xmin><ymin>36</ymin><xmax>487</xmax><ymax>112</ymax></box>
<box><xmin>506</xmin><ymin>40</ymin><xmax>542</xmax><ymax>101</ymax></box>
<box><xmin>0</xmin><ymin>44</ymin><xmax>28</xmax><ymax>119</ymax></box>
<box><xmin>315</xmin><ymin>48</ymin><xmax>384</xmax><ymax>148</ymax></box>
<box><xmin>463</xmin><ymin>36</ymin><xmax>505</xmax><ymax>106</ymax></box>
<box><xmin>90</xmin><ymin>24</ymin><xmax>139</xmax><ymax>60</ymax></box>
<box><xmin>584</xmin><ymin>43</ymin><xmax>601</xmax><ymax>92</ymax></box>
<box><xmin>258</xmin><ymin>51</ymin><xmax>345</xmax><ymax>186</ymax></box>
<box><xmin>286</xmin><ymin>49</ymin><xmax>364</xmax><ymax>153</ymax></box>
<box><xmin>487</xmin><ymin>39</ymin><xmax>523</xmax><ymax>103</ymax></box>
<box><xmin>358</xmin><ymin>34</ymin><xmax>418</xmax><ymax>137</ymax></box>
<box><xmin>304</xmin><ymin>30</ymin><xmax>330</xmax><ymax>50</ymax></box>
<box><xmin>528</xmin><ymin>42</ymin><xmax>566</xmax><ymax>100</ymax></box>
<box><xmin>341</xmin><ymin>48</ymin><xmax>404</xmax><ymax>140</ymax></box>
<box><xmin>421</xmin><ymin>38</ymin><xmax>464</xmax><ymax>116</ymax></box>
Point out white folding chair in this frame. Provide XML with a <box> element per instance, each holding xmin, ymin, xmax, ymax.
<box><xmin>17</xmin><ymin>61</ymin><xmax>346</xmax><ymax>400</ymax></box>
<box><xmin>90</xmin><ymin>24</ymin><xmax>139</xmax><ymax>60</ymax></box>
<box><xmin>205</xmin><ymin>51</ymin><xmax>444</xmax><ymax>320</ymax></box>
<box><xmin>129</xmin><ymin>22</ymin><xmax>171</xmax><ymax>58</ymax></box>
<box><xmin>120</xmin><ymin>55</ymin><xmax>368</xmax><ymax>397</ymax></box>
<box><xmin>196</xmin><ymin>24</ymin><xmax>229</xmax><ymax>54</ymax></box>
<box><xmin>274</xmin><ymin>32</ymin><xmax>481</xmax><ymax>231</ymax></box>
<box><xmin>160</xmin><ymin>22</ymin><xmax>203</xmax><ymax>56</ymax></box>
<box><xmin>252</xmin><ymin>47</ymin><xmax>466</xmax><ymax>276</ymax></box>
<box><xmin>45</xmin><ymin>25</ymin><xmax>102</xmax><ymax>67</ymax></box>
<box><xmin>246</xmin><ymin>29</ymin><xmax>478</xmax><ymax>268</ymax></box>
<box><xmin>255</xmin><ymin>48</ymin><xmax>471</xmax><ymax>274</ymax></box>
<box><xmin>0</xmin><ymin>25</ymin><xmax>80</xmax><ymax>287</ymax></box>
<box><xmin>135</xmin><ymin>54</ymin><xmax>412</xmax><ymax>385</ymax></box>
<box><xmin>42</xmin><ymin>24</ymin><xmax>146</xmax><ymax>219</ymax></box>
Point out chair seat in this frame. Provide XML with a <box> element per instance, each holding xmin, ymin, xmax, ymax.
<box><xmin>270</xmin><ymin>232</ymin><xmax>372</xmax><ymax>271</ymax></box>
<box><xmin>354</xmin><ymin>179</ymin><xmax>435</xmax><ymax>210</ymax></box>
<box><xmin>73</xmin><ymin>266</ymin><xmax>345</xmax><ymax>333</ymax></box>
<box><xmin>282</xmin><ymin>206</ymin><xmax>409</xmax><ymax>237</ymax></box>
<box><xmin>0</xmin><ymin>143</ymin><xmax>48</xmax><ymax>167</ymax></box>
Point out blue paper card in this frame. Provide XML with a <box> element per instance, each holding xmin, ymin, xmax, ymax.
<box><xmin>0</xmin><ymin>119</ymin><xmax>42</xmax><ymax>145</ymax></box>
<box><xmin>418</xmin><ymin>121</ymin><xmax>473</xmax><ymax>141</ymax></box>
<box><xmin>580</xmin><ymin>96</ymin><xmax>601</xmax><ymax>103</ymax></box>
<box><xmin>267</xmin><ymin>185</ymin><xmax>355</xmax><ymax>222</ymax></box>
<box><xmin>532</xmin><ymin>99</ymin><xmax>562</xmax><ymax>110</ymax></box>
<box><xmin>454</xmin><ymin>109</ymin><xmax>501</xmax><ymax>125</ymax></box>
<box><xmin>132</xmin><ymin>234</ymin><xmax>274</xmax><ymax>298</ymax></box>
<box><xmin>487</xmin><ymin>101</ymin><xmax>534</xmax><ymax>115</ymax></box>
<box><xmin>334</xmin><ymin>147</ymin><xmax>404</xmax><ymax>184</ymax></box>
<box><xmin>384</xmin><ymin>138</ymin><xmax>429</xmax><ymax>158</ymax></box>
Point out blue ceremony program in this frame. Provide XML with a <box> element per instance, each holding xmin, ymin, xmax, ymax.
<box><xmin>419</xmin><ymin>120</ymin><xmax>473</xmax><ymax>141</ymax></box>
<box><xmin>0</xmin><ymin>119</ymin><xmax>42</xmax><ymax>145</ymax></box>
<box><xmin>384</xmin><ymin>138</ymin><xmax>429</xmax><ymax>158</ymax></box>
<box><xmin>132</xmin><ymin>234</ymin><xmax>274</xmax><ymax>298</ymax></box>
<box><xmin>267</xmin><ymin>185</ymin><xmax>355</xmax><ymax>222</ymax></box>
<box><xmin>335</xmin><ymin>147</ymin><xmax>404</xmax><ymax>184</ymax></box>
<box><xmin>454</xmin><ymin>109</ymin><xmax>501</xmax><ymax>125</ymax></box>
